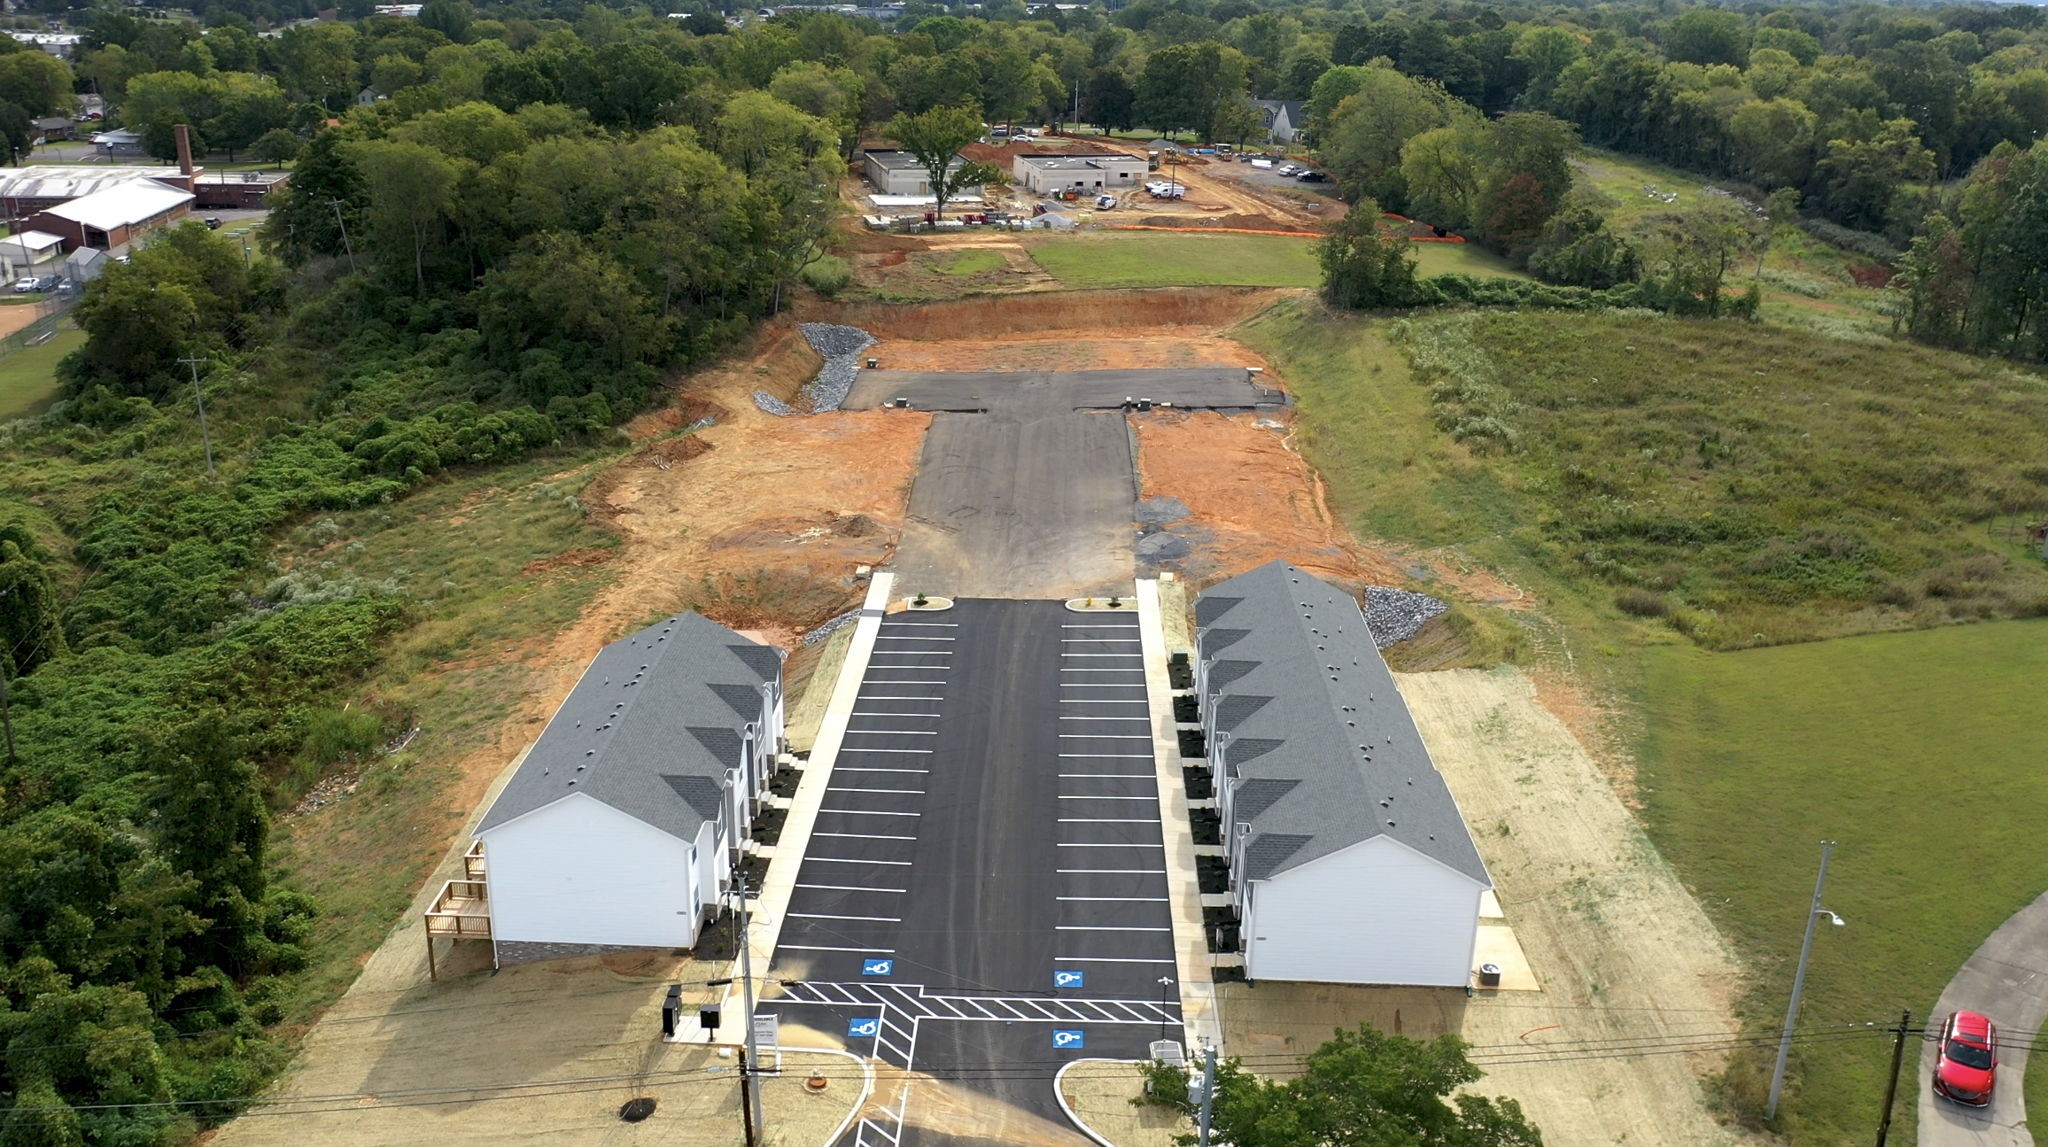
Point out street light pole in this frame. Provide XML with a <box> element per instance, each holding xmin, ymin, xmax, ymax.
<box><xmin>734</xmin><ymin>873</ymin><xmax>765</xmax><ymax>1145</ymax></box>
<box><xmin>1766</xmin><ymin>840</ymin><xmax>1840</xmax><ymax>1121</ymax></box>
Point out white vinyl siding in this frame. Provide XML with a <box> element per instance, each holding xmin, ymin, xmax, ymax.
<box><xmin>482</xmin><ymin>795</ymin><xmax>699</xmax><ymax>952</ymax></box>
<box><xmin>1243</xmin><ymin>836</ymin><xmax>1482</xmax><ymax>987</ymax></box>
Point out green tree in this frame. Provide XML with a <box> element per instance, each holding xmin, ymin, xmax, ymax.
<box><xmin>1135</xmin><ymin>40</ymin><xmax>1250</xmax><ymax>139</ymax></box>
<box><xmin>0</xmin><ymin>50</ymin><xmax>72</xmax><ymax>117</ymax></box>
<box><xmin>1814</xmin><ymin>118</ymin><xmax>1936</xmax><ymax>232</ymax></box>
<box><xmin>353</xmin><ymin>138</ymin><xmax>466</xmax><ymax>292</ymax></box>
<box><xmin>1318</xmin><ymin>202</ymin><xmax>1424</xmax><ymax>309</ymax></box>
<box><xmin>1081</xmin><ymin>67</ymin><xmax>1136</xmax><ymax>132</ymax></box>
<box><xmin>1315</xmin><ymin>65</ymin><xmax>1473</xmax><ymax>211</ymax></box>
<box><xmin>1663</xmin><ymin>9</ymin><xmax>1750</xmax><ymax>68</ymax></box>
<box><xmin>145</xmin><ymin>710</ymin><xmax>270</xmax><ymax>971</ymax></box>
<box><xmin>0</xmin><ymin>533</ymin><xmax>65</xmax><ymax>677</ymax></box>
<box><xmin>1140</xmin><ymin>1024</ymin><xmax>1543</xmax><ymax>1146</ymax></box>
<box><xmin>883</xmin><ymin>104</ymin><xmax>1003</xmax><ymax>221</ymax></box>
<box><xmin>417</xmin><ymin>0</ymin><xmax>473</xmax><ymax>45</ymax></box>
<box><xmin>1726</xmin><ymin>98</ymin><xmax>1816</xmax><ymax>189</ymax></box>
<box><xmin>0</xmin><ymin>101</ymin><xmax>29</xmax><ymax>166</ymax></box>
<box><xmin>252</xmin><ymin>128</ymin><xmax>303</xmax><ymax>169</ymax></box>
<box><xmin>1635</xmin><ymin>195</ymin><xmax>1763</xmax><ymax>317</ymax></box>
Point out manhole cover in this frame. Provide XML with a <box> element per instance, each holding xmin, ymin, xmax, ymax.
<box><xmin>619</xmin><ymin>1097</ymin><xmax>657</xmax><ymax>1123</ymax></box>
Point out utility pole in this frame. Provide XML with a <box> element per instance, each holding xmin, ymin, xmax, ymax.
<box><xmin>176</xmin><ymin>355</ymin><xmax>215</xmax><ymax>478</ymax></box>
<box><xmin>1873</xmin><ymin>1009</ymin><xmax>1911</xmax><ymax>1147</ymax></box>
<box><xmin>737</xmin><ymin>1046</ymin><xmax>758</xmax><ymax>1147</ymax></box>
<box><xmin>1197</xmin><ymin>1043</ymin><xmax>1216</xmax><ymax>1147</ymax></box>
<box><xmin>0</xmin><ymin>589</ymin><xmax>15</xmax><ymax>764</ymax></box>
<box><xmin>328</xmin><ymin>198</ymin><xmax>358</xmax><ymax>274</ymax></box>
<box><xmin>1767</xmin><ymin>840</ymin><xmax>1838</xmax><ymax>1121</ymax></box>
<box><xmin>735</xmin><ymin>873</ymin><xmax>765</xmax><ymax>1145</ymax></box>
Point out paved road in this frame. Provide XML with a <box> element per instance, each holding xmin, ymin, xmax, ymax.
<box><xmin>852</xmin><ymin>369</ymin><xmax>1285</xmax><ymax>599</ymax></box>
<box><xmin>1918</xmin><ymin>890</ymin><xmax>2048</xmax><ymax>1146</ymax></box>
<box><xmin>767</xmin><ymin>601</ymin><xmax>1177</xmax><ymax>1147</ymax></box>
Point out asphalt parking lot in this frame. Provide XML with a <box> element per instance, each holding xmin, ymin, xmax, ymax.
<box><xmin>849</xmin><ymin>369</ymin><xmax>1287</xmax><ymax>599</ymax></box>
<box><xmin>768</xmin><ymin>601</ymin><xmax>1177</xmax><ymax>1146</ymax></box>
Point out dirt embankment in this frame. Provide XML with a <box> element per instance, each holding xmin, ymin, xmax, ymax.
<box><xmin>809</xmin><ymin>286</ymin><xmax>1288</xmax><ymax>341</ymax></box>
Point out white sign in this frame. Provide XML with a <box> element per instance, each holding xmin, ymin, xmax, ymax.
<box><xmin>752</xmin><ymin>1012</ymin><xmax>779</xmax><ymax>1050</ymax></box>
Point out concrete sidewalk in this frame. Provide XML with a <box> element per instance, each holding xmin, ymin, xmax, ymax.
<box><xmin>1136</xmin><ymin>575</ymin><xmax>1222</xmax><ymax>1055</ymax></box>
<box><xmin>1917</xmin><ymin>889</ymin><xmax>2048</xmax><ymax>1146</ymax></box>
<box><xmin>730</xmin><ymin>571</ymin><xmax>896</xmax><ymax>1043</ymax></box>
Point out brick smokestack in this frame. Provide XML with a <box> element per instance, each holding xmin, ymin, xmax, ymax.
<box><xmin>174</xmin><ymin>124</ymin><xmax>195</xmax><ymax>179</ymax></box>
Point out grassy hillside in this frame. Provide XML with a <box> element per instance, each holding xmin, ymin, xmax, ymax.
<box><xmin>1023</xmin><ymin>230</ymin><xmax>1527</xmax><ymax>289</ymax></box>
<box><xmin>1242</xmin><ymin>298</ymin><xmax>2048</xmax><ymax>1139</ymax></box>
<box><xmin>1639</xmin><ymin>621</ymin><xmax>2048</xmax><ymax>1142</ymax></box>
<box><xmin>0</xmin><ymin>327</ymin><xmax>83</xmax><ymax>421</ymax></box>
<box><xmin>1573</xmin><ymin>147</ymin><xmax>1894</xmax><ymax>339</ymax></box>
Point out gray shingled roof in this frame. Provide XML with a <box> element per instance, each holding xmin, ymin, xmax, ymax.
<box><xmin>1198</xmin><ymin>561</ymin><xmax>1490</xmax><ymax>886</ymax></box>
<box><xmin>477</xmin><ymin>612</ymin><xmax>779</xmax><ymax>841</ymax></box>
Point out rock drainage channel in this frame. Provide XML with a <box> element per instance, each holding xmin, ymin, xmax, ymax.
<box><xmin>755</xmin><ymin>323</ymin><xmax>878</xmax><ymax>416</ymax></box>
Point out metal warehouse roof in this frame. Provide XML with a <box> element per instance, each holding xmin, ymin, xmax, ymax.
<box><xmin>476</xmin><ymin>612</ymin><xmax>782</xmax><ymax>842</ymax></box>
<box><xmin>0</xmin><ymin>165</ymin><xmax>179</xmax><ymax>202</ymax></box>
<box><xmin>864</xmin><ymin>149</ymin><xmax>959</xmax><ymax>171</ymax></box>
<box><xmin>42</xmin><ymin>179</ymin><xmax>193</xmax><ymax>231</ymax></box>
<box><xmin>1196</xmin><ymin>561</ymin><xmax>1491</xmax><ymax>886</ymax></box>
<box><xmin>0</xmin><ymin>230</ymin><xmax>65</xmax><ymax>252</ymax></box>
<box><xmin>1015</xmin><ymin>153</ymin><xmax>1144</xmax><ymax>170</ymax></box>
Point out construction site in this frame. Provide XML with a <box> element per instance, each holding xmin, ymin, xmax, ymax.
<box><xmin>212</xmin><ymin>251</ymin><xmax>1767</xmax><ymax>1147</ymax></box>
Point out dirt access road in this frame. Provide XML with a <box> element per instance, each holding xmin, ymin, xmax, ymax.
<box><xmin>228</xmin><ymin>287</ymin><xmax>1753</xmax><ymax>1147</ymax></box>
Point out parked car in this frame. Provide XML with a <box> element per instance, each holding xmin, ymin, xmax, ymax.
<box><xmin>30</xmin><ymin>275</ymin><xmax>59</xmax><ymax>292</ymax></box>
<box><xmin>1095</xmin><ymin>194</ymin><xmax>1117</xmax><ymax>210</ymax></box>
<box><xmin>11</xmin><ymin>276</ymin><xmax>39</xmax><ymax>294</ymax></box>
<box><xmin>1277</xmin><ymin>164</ymin><xmax>1299</xmax><ymax>176</ymax></box>
<box><xmin>1296</xmin><ymin>170</ymin><xmax>1328</xmax><ymax>182</ymax></box>
<box><xmin>1933</xmin><ymin>1010</ymin><xmax>1998</xmax><ymax>1107</ymax></box>
<box><xmin>204</xmin><ymin>216</ymin><xmax>223</xmax><ymax>230</ymax></box>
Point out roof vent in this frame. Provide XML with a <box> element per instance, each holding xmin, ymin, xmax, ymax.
<box><xmin>1387</xmin><ymin>819</ymin><xmax>1395</xmax><ymax>827</ymax></box>
<box><xmin>568</xmin><ymin>779</ymin><xmax>577</xmax><ymax>785</ymax></box>
<box><xmin>586</xmin><ymin>750</ymin><xmax>595</xmax><ymax>757</ymax></box>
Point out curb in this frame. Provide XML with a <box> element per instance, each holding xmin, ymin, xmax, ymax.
<box><xmin>1054</xmin><ymin>1059</ymin><xmax>1142</xmax><ymax>1147</ymax></box>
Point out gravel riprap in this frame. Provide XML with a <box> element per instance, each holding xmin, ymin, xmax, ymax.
<box><xmin>1361</xmin><ymin>587</ymin><xmax>1449</xmax><ymax>648</ymax></box>
<box><xmin>1134</xmin><ymin>497</ymin><xmax>1191</xmax><ymax>527</ymax></box>
<box><xmin>800</xmin><ymin>610</ymin><xmax>860</xmax><ymax>646</ymax></box>
<box><xmin>1135</xmin><ymin>532</ymin><xmax>1191</xmax><ymax>561</ymax></box>
<box><xmin>796</xmin><ymin>322</ymin><xmax>877</xmax><ymax>413</ymax></box>
<box><xmin>749</xmin><ymin>323</ymin><xmax>879</xmax><ymax>416</ymax></box>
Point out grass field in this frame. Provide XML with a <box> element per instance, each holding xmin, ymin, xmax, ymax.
<box><xmin>1638</xmin><ymin>621</ymin><xmax>2048</xmax><ymax>1142</ymax></box>
<box><xmin>1024</xmin><ymin>229</ymin><xmax>1526</xmax><ymax>289</ymax></box>
<box><xmin>0</xmin><ymin>327</ymin><xmax>82</xmax><ymax>421</ymax></box>
<box><xmin>937</xmin><ymin>247</ymin><xmax>1005</xmax><ymax>275</ymax></box>
<box><xmin>1027</xmin><ymin>231</ymin><xmax>1320</xmax><ymax>287</ymax></box>
<box><xmin>1572</xmin><ymin>147</ymin><xmax>1894</xmax><ymax>339</ymax></box>
<box><xmin>267</xmin><ymin>450</ymin><xmax>623</xmax><ymax>1020</ymax></box>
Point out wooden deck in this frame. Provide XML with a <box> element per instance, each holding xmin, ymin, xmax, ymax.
<box><xmin>424</xmin><ymin>843</ymin><xmax>491</xmax><ymax>980</ymax></box>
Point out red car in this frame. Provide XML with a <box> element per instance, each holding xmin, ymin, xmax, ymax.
<box><xmin>1933</xmin><ymin>1010</ymin><xmax>1998</xmax><ymax>1106</ymax></box>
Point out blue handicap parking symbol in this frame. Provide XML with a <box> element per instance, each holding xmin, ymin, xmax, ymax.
<box><xmin>1052</xmin><ymin>1029</ymin><xmax>1086</xmax><ymax>1050</ymax></box>
<box><xmin>848</xmin><ymin>1017</ymin><xmax>881</xmax><ymax>1039</ymax></box>
<box><xmin>1053</xmin><ymin>969</ymin><xmax>1085</xmax><ymax>989</ymax></box>
<box><xmin>862</xmin><ymin>958</ymin><xmax>894</xmax><ymax>977</ymax></box>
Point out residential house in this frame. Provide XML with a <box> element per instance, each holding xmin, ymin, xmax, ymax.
<box><xmin>1194</xmin><ymin>561</ymin><xmax>1491</xmax><ymax>986</ymax></box>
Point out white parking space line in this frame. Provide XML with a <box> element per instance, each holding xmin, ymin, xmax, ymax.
<box><xmin>875</xmin><ymin>635</ymin><xmax>956</xmax><ymax>641</ymax></box>
<box><xmin>1060</xmin><ymin>699</ymin><xmax>1149</xmax><ymax>704</ymax></box>
<box><xmin>1053</xmin><ymin>956</ymin><xmax>1176</xmax><ymax>964</ymax></box>
<box><xmin>838</xmin><ymin>747</ymin><xmax>934</xmax><ymax>754</ymax></box>
<box><xmin>1058</xmin><ymin>868</ymin><xmax>1168</xmax><ymax>874</ymax></box>
<box><xmin>834</xmin><ymin>767</ymin><xmax>932</xmax><ymax>774</ymax></box>
<box><xmin>807</xmin><ymin>853</ymin><xmax>914</xmax><ymax>863</ymax></box>
<box><xmin>1062</xmin><ymin>639</ymin><xmax>1142</xmax><ymax>644</ymax></box>
<box><xmin>1060</xmin><ymin>685</ymin><xmax>1149</xmax><ymax>689</ymax></box>
<box><xmin>1056</xmin><ymin>842</ymin><xmax>1164</xmax><ymax>848</ymax></box>
<box><xmin>884</xmin><ymin>622</ymin><xmax>960</xmax><ymax>627</ymax></box>
<box><xmin>1058</xmin><ymin>753</ymin><xmax>1154</xmax><ymax>758</ymax></box>
<box><xmin>1060</xmin><ymin>715</ymin><xmax>1151</xmax><ymax>721</ymax></box>
<box><xmin>1057</xmin><ymin>795</ymin><xmax>1156</xmax><ymax>800</ymax></box>
<box><xmin>858</xmin><ymin>681</ymin><xmax>947</xmax><ymax>686</ymax></box>
<box><xmin>1062</xmin><ymin>623</ymin><xmax>1139</xmax><ymax>629</ymax></box>
<box><xmin>1058</xmin><ymin>773</ymin><xmax>1154</xmax><ymax>779</ymax></box>
<box><xmin>852</xmin><ymin>711</ymin><xmax>941</xmax><ymax>718</ymax></box>
<box><xmin>1056</xmin><ymin>925</ymin><xmax>1173</xmax><ymax>932</ymax></box>
<box><xmin>820</xmin><ymin>809</ymin><xmax>922</xmax><ymax>817</ymax></box>
<box><xmin>1058</xmin><ymin>896</ymin><xmax>1172</xmax><ymax>902</ymax></box>
<box><xmin>1058</xmin><ymin>734</ymin><xmax>1152</xmax><ymax>739</ymax></box>
<box><xmin>828</xmin><ymin>787</ymin><xmax>928</xmax><ymax>796</ymax></box>
<box><xmin>780</xmin><ymin>945</ymin><xmax>897</xmax><ymax>956</ymax></box>
<box><xmin>790</xmin><ymin>912</ymin><xmax>904</xmax><ymax>923</ymax></box>
<box><xmin>796</xmin><ymin>883</ymin><xmax>908</xmax><ymax>894</ymax></box>
<box><xmin>1061</xmin><ymin>653</ymin><xmax>1145</xmax><ymax>658</ymax></box>
<box><xmin>1057</xmin><ymin>818</ymin><xmax>1158</xmax><ymax>824</ymax></box>
<box><xmin>843</xmin><ymin>729</ymin><xmax>938</xmax><ymax>736</ymax></box>
<box><xmin>811</xmin><ymin>834</ymin><xmax>918</xmax><ymax>844</ymax></box>
<box><xmin>858</xmin><ymin>695</ymin><xmax>947</xmax><ymax>701</ymax></box>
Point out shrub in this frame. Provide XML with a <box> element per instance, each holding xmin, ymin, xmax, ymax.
<box><xmin>1794</xmin><ymin>217</ymin><xmax>1900</xmax><ymax>265</ymax></box>
<box><xmin>800</xmin><ymin>256</ymin><xmax>853</xmax><ymax>297</ymax></box>
<box><xmin>1616</xmin><ymin>587</ymin><xmax>1672</xmax><ymax>617</ymax></box>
